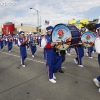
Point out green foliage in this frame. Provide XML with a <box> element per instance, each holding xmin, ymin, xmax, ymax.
<box><xmin>82</xmin><ymin>23</ymin><xmax>96</xmax><ymax>31</ymax></box>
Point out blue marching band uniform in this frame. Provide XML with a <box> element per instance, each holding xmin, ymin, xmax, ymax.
<box><xmin>18</xmin><ymin>31</ymin><xmax>27</xmax><ymax>67</ymax></box>
<box><xmin>0</xmin><ymin>33</ymin><xmax>4</xmax><ymax>50</ymax></box>
<box><xmin>29</xmin><ymin>33</ymin><xmax>37</xmax><ymax>57</ymax></box>
<box><xmin>3</xmin><ymin>35</ymin><xmax>7</xmax><ymax>46</ymax></box>
<box><xmin>86</xmin><ymin>32</ymin><xmax>97</xmax><ymax>58</ymax></box>
<box><xmin>74</xmin><ymin>42</ymin><xmax>84</xmax><ymax>67</ymax></box>
<box><xmin>6</xmin><ymin>34</ymin><xmax>13</xmax><ymax>52</ymax></box>
<box><xmin>41</xmin><ymin>26</ymin><xmax>62</xmax><ymax>83</ymax></box>
<box><xmin>93</xmin><ymin>23</ymin><xmax>100</xmax><ymax>92</ymax></box>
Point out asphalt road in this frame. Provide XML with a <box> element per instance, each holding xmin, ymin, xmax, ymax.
<box><xmin>0</xmin><ymin>45</ymin><xmax>100</xmax><ymax>100</ymax></box>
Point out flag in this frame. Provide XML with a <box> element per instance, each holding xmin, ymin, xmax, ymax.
<box><xmin>45</xmin><ymin>20</ymin><xmax>50</xmax><ymax>25</ymax></box>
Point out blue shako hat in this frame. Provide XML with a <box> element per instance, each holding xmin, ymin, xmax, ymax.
<box><xmin>46</xmin><ymin>26</ymin><xmax>53</xmax><ymax>32</ymax></box>
<box><xmin>19</xmin><ymin>31</ymin><xmax>24</xmax><ymax>35</ymax></box>
<box><xmin>96</xmin><ymin>23</ymin><xmax>100</xmax><ymax>29</ymax></box>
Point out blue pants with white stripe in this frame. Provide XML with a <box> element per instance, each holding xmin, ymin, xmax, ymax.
<box><xmin>39</xmin><ymin>39</ymin><xmax>41</xmax><ymax>47</ymax></box>
<box><xmin>45</xmin><ymin>49</ymin><xmax>62</xmax><ymax>79</ymax></box>
<box><xmin>8</xmin><ymin>42</ymin><xmax>13</xmax><ymax>51</ymax></box>
<box><xmin>4</xmin><ymin>40</ymin><xmax>7</xmax><ymax>46</ymax></box>
<box><xmin>87</xmin><ymin>47</ymin><xmax>93</xmax><ymax>57</ymax></box>
<box><xmin>75</xmin><ymin>46</ymin><xmax>84</xmax><ymax>65</ymax></box>
<box><xmin>0</xmin><ymin>42</ymin><xmax>3</xmax><ymax>50</ymax></box>
<box><xmin>30</xmin><ymin>45</ymin><xmax>37</xmax><ymax>55</ymax></box>
<box><xmin>20</xmin><ymin>46</ymin><xmax>27</xmax><ymax>65</ymax></box>
<box><xmin>97</xmin><ymin>76</ymin><xmax>100</xmax><ymax>82</ymax></box>
<box><xmin>95</xmin><ymin>54</ymin><xmax>100</xmax><ymax>82</ymax></box>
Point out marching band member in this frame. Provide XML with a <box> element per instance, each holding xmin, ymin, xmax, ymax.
<box><xmin>74</xmin><ymin>41</ymin><xmax>84</xmax><ymax>67</ymax></box>
<box><xmin>13</xmin><ymin>35</ymin><xmax>15</xmax><ymax>45</ymax></box>
<box><xmin>41</xmin><ymin>26</ymin><xmax>62</xmax><ymax>83</ymax></box>
<box><xmin>16</xmin><ymin>34</ymin><xmax>20</xmax><ymax>47</ymax></box>
<box><xmin>6</xmin><ymin>33</ymin><xmax>13</xmax><ymax>52</ymax></box>
<box><xmin>18</xmin><ymin>31</ymin><xmax>27</xmax><ymax>67</ymax></box>
<box><xmin>93</xmin><ymin>24</ymin><xmax>100</xmax><ymax>92</ymax></box>
<box><xmin>15</xmin><ymin>34</ymin><xmax>18</xmax><ymax>45</ymax></box>
<box><xmin>35</xmin><ymin>34</ymin><xmax>38</xmax><ymax>45</ymax></box>
<box><xmin>86</xmin><ymin>31</ymin><xmax>96</xmax><ymax>58</ymax></box>
<box><xmin>26</xmin><ymin>33</ymin><xmax>30</xmax><ymax>50</ymax></box>
<box><xmin>86</xmin><ymin>47</ymin><xmax>93</xmax><ymax>58</ymax></box>
<box><xmin>13</xmin><ymin>35</ymin><xmax>16</xmax><ymax>45</ymax></box>
<box><xmin>85</xmin><ymin>24</ymin><xmax>97</xmax><ymax>58</ymax></box>
<box><xmin>0</xmin><ymin>33</ymin><xmax>4</xmax><ymax>50</ymax></box>
<box><xmin>38</xmin><ymin>34</ymin><xmax>41</xmax><ymax>47</ymax></box>
<box><xmin>37</xmin><ymin>34</ymin><xmax>39</xmax><ymax>45</ymax></box>
<box><xmin>29</xmin><ymin>33</ymin><xmax>37</xmax><ymax>57</ymax></box>
<box><xmin>3</xmin><ymin>35</ymin><xmax>7</xmax><ymax>46</ymax></box>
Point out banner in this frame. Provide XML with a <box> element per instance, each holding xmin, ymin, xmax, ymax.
<box><xmin>68</xmin><ymin>18</ymin><xmax>88</xmax><ymax>28</ymax></box>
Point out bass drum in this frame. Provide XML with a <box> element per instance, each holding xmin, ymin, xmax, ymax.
<box><xmin>81</xmin><ymin>31</ymin><xmax>96</xmax><ymax>47</ymax></box>
<box><xmin>67</xmin><ymin>24</ymin><xmax>81</xmax><ymax>47</ymax></box>
<box><xmin>51</xmin><ymin>24</ymin><xmax>72</xmax><ymax>50</ymax></box>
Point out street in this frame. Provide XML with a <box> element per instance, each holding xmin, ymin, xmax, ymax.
<box><xmin>0</xmin><ymin>45</ymin><xmax>100</xmax><ymax>100</ymax></box>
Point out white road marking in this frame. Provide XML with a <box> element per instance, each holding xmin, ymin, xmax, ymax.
<box><xmin>0</xmin><ymin>51</ymin><xmax>45</xmax><ymax>64</ymax></box>
<box><xmin>0</xmin><ymin>51</ymin><xmax>68</xmax><ymax>69</ymax></box>
<box><xmin>62</xmin><ymin>67</ymin><xmax>66</xmax><ymax>69</ymax></box>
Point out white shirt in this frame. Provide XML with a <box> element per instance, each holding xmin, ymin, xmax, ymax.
<box><xmin>95</xmin><ymin>36</ymin><xmax>100</xmax><ymax>54</ymax></box>
<box><xmin>41</xmin><ymin>37</ymin><xmax>47</xmax><ymax>48</ymax></box>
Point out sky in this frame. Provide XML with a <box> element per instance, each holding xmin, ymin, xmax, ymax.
<box><xmin>0</xmin><ymin>0</ymin><xmax>100</xmax><ymax>28</ymax></box>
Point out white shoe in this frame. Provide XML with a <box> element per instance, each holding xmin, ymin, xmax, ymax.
<box><xmin>9</xmin><ymin>51</ymin><xmax>11</xmax><ymax>52</ymax></box>
<box><xmin>89</xmin><ymin>57</ymin><xmax>93</xmax><ymax>58</ymax></box>
<box><xmin>93</xmin><ymin>78</ymin><xmax>100</xmax><ymax>87</ymax></box>
<box><xmin>92</xmin><ymin>51</ymin><xmax>94</xmax><ymax>54</ymax></box>
<box><xmin>32</xmin><ymin>55</ymin><xmax>34</xmax><ymax>57</ymax></box>
<box><xmin>78</xmin><ymin>65</ymin><xmax>84</xmax><ymax>67</ymax></box>
<box><xmin>49</xmin><ymin>79</ymin><xmax>56</xmax><ymax>83</ymax></box>
<box><xmin>53</xmin><ymin>74</ymin><xmax>56</xmax><ymax>80</ymax></box>
<box><xmin>86</xmin><ymin>53</ymin><xmax>88</xmax><ymax>56</ymax></box>
<box><xmin>99</xmin><ymin>88</ymin><xmax>100</xmax><ymax>92</ymax></box>
<box><xmin>74</xmin><ymin>59</ymin><xmax>77</xmax><ymax>64</ymax></box>
<box><xmin>22</xmin><ymin>65</ymin><xmax>25</xmax><ymax>67</ymax></box>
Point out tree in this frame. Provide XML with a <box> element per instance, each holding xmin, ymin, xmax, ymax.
<box><xmin>82</xmin><ymin>23</ymin><xmax>96</xmax><ymax>32</ymax></box>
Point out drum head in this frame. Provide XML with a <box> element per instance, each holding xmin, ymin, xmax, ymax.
<box><xmin>81</xmin><ymin>31</ymin><xmax>96</xmax><ymax>47</ymax></box>
<box><xmin>51</xmin><ymin>24</ymin><xmax>71</xmax><ymax>43</ymax></box>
